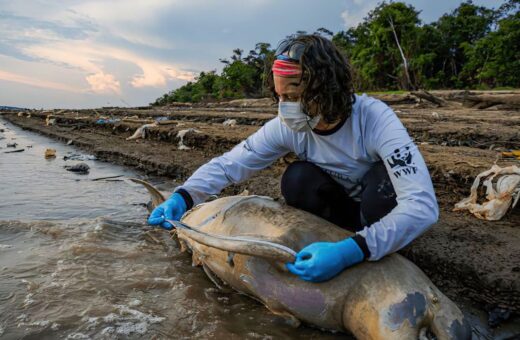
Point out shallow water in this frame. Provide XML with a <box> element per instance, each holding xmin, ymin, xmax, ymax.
<box><xmin>0</xmin><ymin>119</ymin><xmax>349</xmax><ymax>339</ymax></box>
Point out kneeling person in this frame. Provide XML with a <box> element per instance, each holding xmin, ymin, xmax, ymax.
<box><xmin>148</xmin><ymin>34</ymin><xmax>439</xmax><ymax>283</ymax></box>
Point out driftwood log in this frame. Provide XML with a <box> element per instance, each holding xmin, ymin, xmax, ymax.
<box><xmin>461</xmin><ymin>94</ymin><xmax>520</xmax><ymax>109</ymax></box>
<box><xmin>411</xmin><ymin>90</ymin><xmax>450</xmax><ymax>107</ymax></box>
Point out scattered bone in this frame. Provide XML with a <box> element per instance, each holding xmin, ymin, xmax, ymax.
<box><xmin>222</xmin><ymin>119</ymin><xmax>237</xmax><ymax>127</ymax></box>
<box><xmin>126</xmin><ymin>122</ymin><xmax>158</xmax><ymax>141</ymax></box>
<box><xmin>176</xmin><ymin>128</ymin><xmax>200</xmax><ymax>150</ymax></box>
<box><xmin>44</xmin><ymin>148</ymin><xmax>56</xmax><ymax>159</ymax></box>
<box><xmin>454</xmin><ymin>165</ymin><xmax>520</xmax><ymax>220</ymax></box>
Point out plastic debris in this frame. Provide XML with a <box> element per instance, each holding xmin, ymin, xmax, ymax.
<box><xmin>44</xmin><ymin>148</ymin><xmax>56</xmax><ymax>159</ymax></box>
<box><xmin>454</xmin><ymin>165</ymin><xmax>520</xmax><ymax>220</ymax></box>
<box><xmin>96</xmin><ymin>118</ymin><xmax>120</xmax><ymax>124</ymax></box>
<box><xmin>501</xmin><ymin>150</ymin><xmax>520</xmax><ymax>160</ymax></box>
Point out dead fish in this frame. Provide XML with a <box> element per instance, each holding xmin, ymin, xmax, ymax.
<box><xmin>133</xmin><ymin>179</ymin><xmax>471</xmax><ymax>339</ymax></box>
<box><xmin>64</xmin><ymin>162</ymin><xmax>90</xmax><ymax>174</ymax></box>
<box><xmin>126</xmin><ymin>122</ymin><xmax>157</xmax><ymax>141</ymax></box>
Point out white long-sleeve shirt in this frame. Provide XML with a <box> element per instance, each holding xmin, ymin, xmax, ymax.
<box><xmin>176</xmin><ymin>94</ymin><xmax>439</xmax><ymax>260</ymax></box>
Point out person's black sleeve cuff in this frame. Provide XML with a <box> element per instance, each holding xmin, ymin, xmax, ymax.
<box><xmin>352</xmin><ymin>234</ymin><xmax>371</xmax><ymax>260</ymax></box>
<box><xmin>174</xmin><ymin>188</ymin><xmax>194</xmax><ymax>210</ymax></box>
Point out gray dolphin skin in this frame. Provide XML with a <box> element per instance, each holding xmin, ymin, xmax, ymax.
<box><xmin>132</xmin><ymin>178</ymin><xmax>471</xmax><ymax>340</ymax></box>
<box><xmin>129</xmin><ymin>178</ymin><xmax>296</xmax><ymax>263</ymax></box>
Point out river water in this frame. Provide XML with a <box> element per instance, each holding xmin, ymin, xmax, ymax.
<box><xmin>2</xmin><ymin>118</ymin><xmax>519</xmax><ymax>340</ymax></box>
<box><xmin>0</xmin><ymin>119</ymin><xmax>348</xmax><ymax>339</ymax></box>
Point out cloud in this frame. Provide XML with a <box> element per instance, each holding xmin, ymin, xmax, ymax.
<box><xmin>86</xmin><ymin>72</ymin><xmax>121</xmax><ymax>94</ymax></box>
<box><xmin>341</xmin><ymin>0</ymin><xmax>379</xmax><ymax>29</ymax></box>
<box><xmin>22</xmin><ymin>40</ymin><xmax>194</xmax><ymax>91</ymax></box>
<box><xmin>0</xmin><ymin>69</ymin><xmax>84</xmax><ymax>93</ymax></box>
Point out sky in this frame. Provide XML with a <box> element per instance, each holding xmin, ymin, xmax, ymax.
<box><xmin>0</xmin><ymin>0</ymin><xmax>502</xmax><ymax>109</ymax></box>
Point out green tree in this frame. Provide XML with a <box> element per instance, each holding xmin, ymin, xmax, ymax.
<box><xmin>334</xmin><ymin>2</ymin><xmax>422</xmax><ymax>90</ymax></box>
<box><xmin>463</xmin><ymin>1</ymin><xmax>520</xmax><ymax>87</ymax></box>
<box><xmin>432</xmin><ymin>1</ymin><xmax>496</xmax><ymax>87</ymax></box>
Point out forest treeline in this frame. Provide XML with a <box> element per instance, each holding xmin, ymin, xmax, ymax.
<box><xmin>152</xmin><ymin>0</ymin><xmax>519</xmax><ymax>105</ymax></box>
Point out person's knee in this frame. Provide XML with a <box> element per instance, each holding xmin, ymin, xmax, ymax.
<box><xmin>361</xmin><ymin>162</ymin><xmax>397</xmax><ymax>224</ymax></box>
<box><xmin>281</xmin><ymin>161</ymin><xmax>319</xmax><ymax>203</ymax></box>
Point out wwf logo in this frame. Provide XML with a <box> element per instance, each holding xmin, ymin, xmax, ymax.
<box><xmin>387</xmin><ymin>146</ymin><xmax>413</xmax><ymax>168</ymax></box>
<box><xmin>386</xmin><ymin>146</ymin><xmax>418</xmax><ymax>178</ymax></box>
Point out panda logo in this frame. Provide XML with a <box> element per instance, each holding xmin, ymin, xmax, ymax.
<box><xmin>387</xmin><ymin>146</ymin><xmax>413</xmax><ymax>169</ymax></box>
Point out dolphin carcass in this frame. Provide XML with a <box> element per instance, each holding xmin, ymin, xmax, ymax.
<box><xmin>132</xmin><ymin>178</ymin><xmax>470</xmax><ymax>339</ymax></box>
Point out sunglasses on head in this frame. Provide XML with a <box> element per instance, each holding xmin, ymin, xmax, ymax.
<box><xmin>275</xmin><ymin>38</ymin><xmax>306</xmax><ymax>63</ymax></box>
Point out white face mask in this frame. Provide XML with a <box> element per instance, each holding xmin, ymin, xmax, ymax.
<box><xmin>278</xmin><ymin>101</ymin><xmax>320</xmax><ymax>132</ymax></box>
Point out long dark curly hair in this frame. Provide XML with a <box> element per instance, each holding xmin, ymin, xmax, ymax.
<box><xmin>267</xmin><ymin>34</ymin><xmax>355</xmax><ymax>124</ymax></box>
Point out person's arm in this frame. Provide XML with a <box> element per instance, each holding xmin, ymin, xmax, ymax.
<box><xmin>175</xmin><ymin>118</ymin><xmax>291</xmax><ymax>209</ymax></box>
<box><xmin>286</xmin><ymin>99</ymin><xmax>438</xmax><ymax>282</ymax></box>
<box><xmin>354</xmin><ymin>100</ymin><xmax>439</xmax><ymax>261</ymax></box>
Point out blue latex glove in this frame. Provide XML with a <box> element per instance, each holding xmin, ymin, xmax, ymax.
<box><xmin>147</xmin><ymin>193</ymin><xmax>187</xmax><ymax>230</ymax></box>
<box><xmin>286</xmin><ymin>238</ymin><xmax>364</xmax><ymax>282</ymax></box>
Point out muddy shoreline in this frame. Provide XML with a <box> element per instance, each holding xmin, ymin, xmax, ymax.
<box><xmin>2</xmin><ymin>93</ymin><xmax>519</xmax><ymax>321</ymax></box>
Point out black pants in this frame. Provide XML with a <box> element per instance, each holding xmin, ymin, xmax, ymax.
<box><xmin>281</xmin><ymin>161</ymin><xmax>397</xmax><ymax>232</ymax></box>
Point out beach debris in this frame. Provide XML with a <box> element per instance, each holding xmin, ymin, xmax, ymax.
<box><xmin>67</xmin><ymin>140</ymin><xmax>73</xmax><ymax>145</ymax></box>
<box><xmin>96</xmin><ymin>118</ymin><xmax>120</xmax><ymax>124</ymax></box>
<box><xmin>411</xmin><ymin>90</ymin><xmax>450</xmax><ymax>107</ymax></box>
<box><xmin>63</xmin><ymin>153</ymin><xmax>96</xmax><ymax>161</ymax></box>
<box><xmin>431</xmin><ymin>111</ymin><xmax>440</xmax><ymax>120</ymax></box>
<box><xmin>91</xmin><ymin>175</ymin><xmax>124</xmax><ymax>181</ymax></box>
<box><xmin>64</xmin><ymin>162</ymin><xmax>90</xmax><ymax>174</ymax></box>
<box><xmin>126</xmin><ymin>122</ymin><xmax>158</xmax><ymax>141</ymax></box>
<box><xmin>44</xmin><ymin>148</ymin><xmax>56</xmax><ymax>159</ymax></box>
<box><xmin>17</xmin><ymin>112</ymin><xmax>23</xmax><ymax>117</ymax></box>
<box><xmin>222</xmin><ymin>119</ymin><xmax>237</xmax><ymax>127</ymax></box>
<box><xmin>502</xmin><ymin>150</ymin><xmax>520</xmax><ymax>160</ymax></box>
<box><xmin>6</xmin><ymin>143</ymin><xmax>17</xmax><ymax>148</ymax></box>
<box><xmin>4</xmin><ymin>149</ymin><xmax>24</xmax><ymax>153</ymax></box>
<box><xmin>454</xmin><ymin>165</ymin><xmax>520</xmax><ymax>220</ymax></box>
<box><xmin>176</xmin><ymin>128</ymin><xmax>200</xmax><ymax>150</ymax></box>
